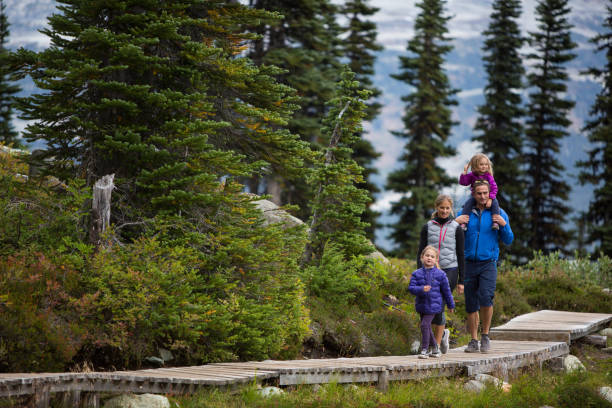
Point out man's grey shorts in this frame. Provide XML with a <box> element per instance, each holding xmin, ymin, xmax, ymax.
<box><xmin>464</xmin><ymin>260</ymin><xmax>497</xmax><ymax>313</ymax></box>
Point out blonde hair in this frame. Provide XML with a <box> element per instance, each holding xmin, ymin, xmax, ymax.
<box><xmin>431</xmin><ymin>194</ymin><xmax>454</xmax><ymax>219</ymax></box>
<box><xmin>420</xmin><ymin>245</ymin><xmax>440</xmax><ymax>268</ymax></box>
<box><xmin>469</xmin><ymin>153</ymin><xmax>494</xmax><ymax>176</ymax></box>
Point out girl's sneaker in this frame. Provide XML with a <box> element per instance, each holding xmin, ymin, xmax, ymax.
<box><xmin>440</xmin><ymin>329</ymin><xmax>450</xmax><ymax>354</ymax></box>
<box><xmin>418</xmin><ymin>349</ymin><xmax>429</xmax><ymax>359</ymax></box>
<box><xmin>430</xmin><ymin>345</ymin><xmax>441</xmax><ymax>358</ymax></box>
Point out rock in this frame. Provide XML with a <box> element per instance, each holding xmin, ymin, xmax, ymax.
<box><xmin>158</xmin><ymin>348</ymin><xmax>173</xmax><ymax>362</ymax></box>
<box><xmin>599</xmin><ymin>328</ymin><xmax>612</xmax><ymax>337</ymax></box>
<box><xmin>474</xmin><ymin>374</ymin><xmax>511</xmax><ymax>392</ymax></box>
<box><xmin>411</xmin><ymin>340</ymin><xmax>421</xmax><ymax>354</ymax></box>
<box><xmin>474</xmin><ymin>374</ymin><xmax>502</xmax><ymax>387</ymax></box>
<box><xmin>103</xmin><ymin>394</ymin><xmax>170</xmax><ymax>408</ymax></box>
<box><xmin>344</xmin><ymin>384</ymin><xmax>359</xmax><ymax>391</ymax></box>
<box><xmin>602</xmin><ymin>347</ymin><xmax>612</xmax><ymax>354</ymax></box>
<box><xmin>464</xmin><ymin>380</ymin><xmax>485</xmax><ymax>393</ymax></box>
<box><xmin>366</xmin><ymin>250</ymin><xmax>390</xmax><ymax>264</ymax></box>
<box><xmin>312</xmin><ymin>384</ymin><xmax>322</xmax><ymax>393</ymax></box>
<box><xmin>144</xmin><ymin>356</ymin><xmax>164</xmax><ymax>366</ymax></box>
<box><xmin>599</xmin><ymin>386</ymin><xmax>612</xmax><ymax>404</ymax></box>
<box><xmin>563</xmin><ymin>355</ymin><xmax>585</xmax><ymax>373</ymax></box>
<box><xmin>253</xmin><ymin>199</ymin><xmax>304</xmax><ymax>228</ymax></box>
<box><xmin>257</xmin><ymin>386</ymin><xmax>284</xmax><ymax>397</ymax></box>
<box><xmin>252</xmin><ymin>197</ymin><xmax>388</xmax><ymax>262</ymax></box>
<box><xmin>603</xmin><ymin>288</ymin><xmax>611</xmax><ymax>294</ymax></box>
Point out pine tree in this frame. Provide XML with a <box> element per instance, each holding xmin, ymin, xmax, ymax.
<box><xmin>12</xmin><ymin>0</ymin><xmax>312</xmax><ymax>363</ymax></box>
<box><xmin>247</xmin><ymin>0</ymin><xmax>342</xmax><ymax>219</ymax></box>
<box><xmin>304</xmin><ymin>68</ymin><xmax>372</xmax><ymax>265</ymax></box>
<box><xmin>13</xmin><ymin>1</ymin><xmax>305</xmax><ymax>222</ymax></box>
<box><xmin>386</xmin><ymin>0</ymin><xmax>457</xmax><ymax>257</ymax></box>
<box><xmin>340</xmin><ymin>0</ymin><xmax>382</xmax><ymax>241</ymax></box>
<box><xmin>577</xmin><ymin>2</ymin><xmax>612</xmax><ymax>257</ymax></box>
<box><xmin>524</xmin><ymin>0</ymin><xmax>576</xmax><ymax>254</ymax></box>
<box><xmin>0</xmin><ymin>0</ymin><xmax>20</xmax><ymax>147</ymax></box>
<box><xmin>473</xmin><ymin>0</ymin><xmax>528</xmax><ymax>262</ymax></box>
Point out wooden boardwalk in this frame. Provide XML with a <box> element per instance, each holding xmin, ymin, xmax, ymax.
<box><xmin>490</xmin><ymin>310</ymin><xmax>612</xmax><ymax>343</ymax></box>
<box><xmin>0</xmin><ymin>310</ymin><xmax>610</xmax><ymax>406</ymax></box>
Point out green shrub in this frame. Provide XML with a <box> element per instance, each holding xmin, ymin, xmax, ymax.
<box><xmin>301</xmin><ymin>243</ymin><xmax>369</xmax><ymax>308</ymax></box>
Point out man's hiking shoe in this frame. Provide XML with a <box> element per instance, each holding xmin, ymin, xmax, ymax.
<box><xmin>418</xmin><ymin>349</ymin><xmax>429</xmax><ymax>359</ymax></box>
<box><xmin>480</xmin><ymin>334</ymin><xmax>491</xmax><ymax>353</ymax></box>
<box><xmin>464</xmin><ymin>339</ymin><xmax>479</xmax><ymax>353</ymax></box>
<box><xmin>430</xmin><ymin>345</ymin><xmax>441</xmax><ymax>358</ymax></box>
<box><xmin>440</xmin><ymin>329</ymin><xmax>450</xmax><ymax>354</ymax></box>
<box><xmin>492</xmin><ymin>222</ymin><xmax>500</xmax><ymax>230</ymax></box>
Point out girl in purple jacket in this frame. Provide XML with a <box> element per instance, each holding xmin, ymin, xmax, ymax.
<box><xmin>409</xmin><ymin>246</ymin><xmax>455</xmax><ymax>359</ymax></box>
<box><xmin>459</xmin><ymin>153</ymin><xmax>500</xmax><ymax>230</ymax></box>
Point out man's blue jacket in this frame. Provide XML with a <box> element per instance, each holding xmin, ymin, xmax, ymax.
<box><xmin>457</xmin><ymin>207</ymin><xmax>514</xmax><ymax>262</ymax></box>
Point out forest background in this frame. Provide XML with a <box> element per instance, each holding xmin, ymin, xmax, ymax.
<box><xmin>4</xmin><ymin>0</ymin><xmax>609</xmax><ymax>254</ymax></box>
<box><xmin>0</xmin><ymin>0</ymin><xmax>611</xmax><ymax>375</ymax></box>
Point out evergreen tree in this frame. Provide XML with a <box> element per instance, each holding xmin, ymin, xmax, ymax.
<box><xmin>14</xmin><ymin>1</ymin><xmax>305</xmax><ymax>222</ymax></box>
<box><xmin>340</xmin><ymin>0</ymin><xmax>382</xmax><ymax>241</ymax></box>
<box><xmin>247</xmin><ymin>0</ymin><xmax>342</xmax><ymax>219</ymax></box>
<box><xmin>0</xmin><ymin>0</ymin><xmax>20</xmax><ymax>146</ymax></box>
<box><xmin>304</xmin><ymin>68</ymin><xmax>372</xmax><ymax>265</ymax></box>
<box><xmin>577</xmin><ymin>2</ymin><xmax>612</xmax><ymax>257</ymax></box>
<box><xmin>473</xmin><ymin>0</ymin><xmax>528</xmax><ymax>262</ymax></box>
<box><xmin>386</xmin><ymin>0</ymin><xmax>457</xmax><ymax>257</ymax></box>
<box><xmin>12</xmin><ymin>0</ymin><xmax>312</xmax><ymax>363</ymax></box>
<box><xmin>524</xmin><ymin>0</ymin><xmax>576</xmax><ymax>254</ymax></box>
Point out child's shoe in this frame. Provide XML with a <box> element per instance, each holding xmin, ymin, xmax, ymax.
<box><xmin>430</xmin><ymin>345</ymin><xmax>441</xmax><ymax>358</ymax></box>
<box><xmin>418</xmin><ymin>349</ymin><xmax>429</xmax><ymax>359</ymax></box>
<box><xmin>492</xmin><ymin>222</ymin><xmax>499</xmax><ymax>230</ymax></box>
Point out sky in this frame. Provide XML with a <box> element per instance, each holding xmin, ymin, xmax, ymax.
<box><xmin>4</xmin><ymin>0</ymin><xmax>608</xmax><ymax>250</ymax></box>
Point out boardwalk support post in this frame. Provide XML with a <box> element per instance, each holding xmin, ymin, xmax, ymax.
<box><xmin>377</xmin><ymin>369</ymin><xmax>389</xmax><ymax>391</ymax></box>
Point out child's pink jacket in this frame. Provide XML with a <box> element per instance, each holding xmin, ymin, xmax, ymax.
<box><xmin>459</xmin><ymin>172</ymin><xmax>498</xmax><ymax>199</ymax></box>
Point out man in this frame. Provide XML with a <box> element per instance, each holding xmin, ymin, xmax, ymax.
<box><xmin>454</xmin><ymin>179</ymin><xmax>513</xmax><ymax>353</ymax></box>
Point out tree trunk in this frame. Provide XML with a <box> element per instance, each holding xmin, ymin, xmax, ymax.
<box><xmin>89</xmin><ymin>174</ymin><xmax>115</xmax><ymax>246</ymax></box>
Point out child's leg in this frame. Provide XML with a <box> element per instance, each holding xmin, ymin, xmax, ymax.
<box><xmin>491</xmin><ymin>198</ymin><xmax>500</xmax><ymax>229</ymax></box>
<box><xmin>420</xmin><ymin>313</ymin><xmax>436</xmax><ymax>350</ymax></box>
<box><xmin>491</xmin><ymin>198</ymin><xmax>500</xmax><ymax>215</ymax></box>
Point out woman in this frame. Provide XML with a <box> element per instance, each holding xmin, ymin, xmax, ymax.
<box><xmin>416</xmin><ymin>194</ymin><xmax>465</xmax><ymax>354</ymax></box>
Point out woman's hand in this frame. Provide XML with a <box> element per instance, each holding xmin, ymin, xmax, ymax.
<box><xmin>457</xmin><ymin>284</ymin><xmax>464</xmax><ymax>294</ymax></box>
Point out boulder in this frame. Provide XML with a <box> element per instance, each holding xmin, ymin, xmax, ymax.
<box><xmin>474</xmin><ymin>373</ymin><xmax>511</xmax><ymax>392</ymax></box>
<box><xmin>599</xmin><ymin>386</ymin><xmax>612</xmax><ymax>404</ymax></box>
<box><xmin>158</xmin><ymin>348</ymin><xmax>174</xmax><ymax>363</ymax></box>
<box><xmin>563</xmin><ymin>355</ymin><xmax>585</xmax><ymax>373</ymax></box>
<box><xmin>253</xmin><ymin>199</ymin><xmax>304</xmax><ymax>228</ymax></box>
<box><xmin>103</xmin><ymin>394</ymin><xmax>170</xmax><ymax>408</ymax></box>
<box><xmin>464</xmin><ymin>380</ymin><xmax>485</xmax><ymax>393</ymax></box>
<box><xmin>599</xmin><ymin>328</ymin><xmax>612</xmax><ymax>337</ymax></box>
<box><xmin>252</xmin><ymin>197</ymin><xmax>388</xmax><ymax>262</ymax></box>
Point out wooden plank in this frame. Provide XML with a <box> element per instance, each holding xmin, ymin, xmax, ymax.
<box><xmin>489</xmin><ymin>330</ymin><xmax>571</xmax><ymax>343</ymax></box>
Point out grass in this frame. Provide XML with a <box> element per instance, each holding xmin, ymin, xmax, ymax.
<box><xmin>173</xmin><ymin>355</ymin><xmax>612</xmax><ymax>407</ymax></box>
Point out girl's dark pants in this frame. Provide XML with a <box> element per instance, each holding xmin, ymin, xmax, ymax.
<box><xmin>419</xmin><ymin>313</ymin><xmax>436</xmax><ymax>351</ymax></box>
